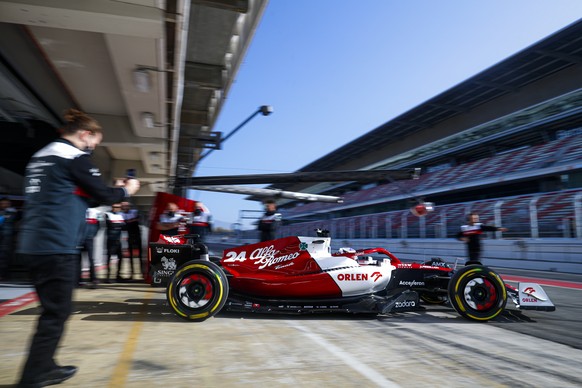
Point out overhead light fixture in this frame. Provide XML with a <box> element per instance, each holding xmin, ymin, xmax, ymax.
<box><xmin>149</xmin><ymin>151</ymin><xmax>161</xmax><ymax>162</ymax></box>
<box><xmin>259</xmin><ymin>105</ymin><xmax>274</xmax><ymax>116</ymax></box>
<box><xmin>142</xmin><ymin>112</ymin><xmax>155</xmax><ymax>128</ymax></box>
<box><xmin>133</xmin><ymin>68</ymin><xmax>151</xmax><ymax>92</ymax></box>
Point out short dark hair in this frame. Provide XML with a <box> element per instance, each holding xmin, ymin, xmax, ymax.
<box><xmin>60</xmin><ymin>108</ymin><xmax>102</xmax><ymax>135</ymax></box>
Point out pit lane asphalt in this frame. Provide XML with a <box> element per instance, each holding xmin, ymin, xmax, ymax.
<box><xmin>1</xmin><ymin>260</ymin><xmax>581</xmax><ymax>387</ymax></box>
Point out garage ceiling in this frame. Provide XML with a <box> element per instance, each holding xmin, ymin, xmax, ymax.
<box><xmin>0</xmin><ymin>0</ymin><xmax>268</xmax><ymax>207</ymax></box>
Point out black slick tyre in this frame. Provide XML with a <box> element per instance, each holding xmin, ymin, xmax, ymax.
<box><xmin>448</xmin><ymin>265</ymin><xmax>507</xmax><ymax>321</ymax></box>
<box><xmin>166</xmin><ymin>260</ymin><xmax>229</xmax><ymax>322</ymax></box>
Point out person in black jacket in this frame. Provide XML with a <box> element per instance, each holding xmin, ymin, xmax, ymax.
<box><xmin>456</xmin><ymin>212</ymin><xmax>507</xmax><ymax>265</ymax></box>
<box><xmin>78</xmin><ymin>207</ymin><xmax>101</xmax><ymax>288</ymax></box>
<box><xmin>188</xmin><ymin>204</ymin><xmax>212</xmax><ymax>243</ymax></box>
<box><xmin>257</xmin><ymin>199</ymin><xmax>282</xmax><ymax>242</ymax></box>
<box><xmin>157</xmin><ymin>202</ymin><xmax>184</xmax><ymax>236</ymax></box>
<box><xmin>105</xmin><ymin>204</ymin><xmax>127</xmax><ymax>282</ymax></box>
<box><xmin>0</xmin><ymin>197</ymin><xmax>20</xmax><ymax>280</ymax></box>
<box><xmin>16</xmin><ymin>108</ymin><xmax>140</xmax><ymax>387</ymax></box>
<box><xmin>121</xmin><ymin>201</ymin><xmax>143</xmax><ymax>276</ymax></box>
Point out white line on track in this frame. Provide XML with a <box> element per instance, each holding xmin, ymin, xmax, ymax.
<box><xmin>288</xmin><ymin>322</ymin><xmax>400</xmax><ymax>388</ymax></box>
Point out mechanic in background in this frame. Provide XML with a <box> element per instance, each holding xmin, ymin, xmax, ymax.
<box><xmin>257</xmin><ymin>199</ymin><xmax>282</xmax><ymax>242</ymax></box>
<box><xmin>105</xmin><ymin>203</ymin><xmax>128</xmax><ymax>282</ymax></box>
<box><xmin>16</xmin><ymin>108</ymin><xmax>140</xmax><ymax>387</ymax></box>
<box><xmin>188</xmin><ymin>203</ymin><xmax>212</xmax><ymax>242</ymax></box>
<box><xmin>121</xmin><ymin>201</ymin><xmax>142</xmax><ymax>275</ymax></box>
<box><xmin>0</xmin><ymin>197</ymin><xmax>19</xmax><ymax>280</ymax></box>
<box><xmin>78</xmin><ymin>207</ymin><xmax>101</xmax><ymax>288</ymax></box>
<box><xmin>157</xmin><ymin>202</ymin><xmax>184</xmax><ymax>236</ymax></box>
<box><xmin>457</xmin><ymin>212</ymin><xmax>507</xmax><ymax>265</ymax></box>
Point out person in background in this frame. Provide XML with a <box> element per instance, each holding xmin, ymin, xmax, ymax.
<box><xmin>121</xmin><ymin>201</ymin><xmax>142</xmax><ymax>276</ymax></box>
<box><xmin>78</xmin><ymin>207</ymin><xmax>100</xmax><ymax>288</ymax></box>
<box><xmin>157</xmin><ymin>202</ymin><xmax>184</xmax><ymax>237</ymax></box>
<box><xmin>257</xmin><ymin>199</ymin><xmax>282</xmax><ymax>242</ymax></box>
<box><xmin>16</xmin><ymin>108</ymin><xmax>140</xmax><ymax>387</ymax></box>
<box><xmin>0</xmin><ymin>197</ymin><xmax>19</xmax><ymax>280</ymax></box>
<box><xmin>456</xmin><ymin>212</ymin><xmax>508</xmax><ymax>266</ymax></box>
<box><xmin>188</xmin><ymin>203</ymin><xmax>212</xmax><ymax>242</ymax></box>
<box><xmin>105</xmin><ymin>204</ymin><xmax>129</xmax><ymax>282</ymax></box>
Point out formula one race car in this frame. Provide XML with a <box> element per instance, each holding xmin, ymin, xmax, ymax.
<box><xmin>163</xmin><ymin>233</ymin><xmax>556</xmax><ymax>322</ymax></box>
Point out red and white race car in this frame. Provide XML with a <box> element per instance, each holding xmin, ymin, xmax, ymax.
<box><xmin>162</xmin><ymin>233</ymin><xmax>555</xmax><ymax>322</ymax></box>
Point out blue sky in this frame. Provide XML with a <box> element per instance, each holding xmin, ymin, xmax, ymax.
<box><xmin>189</xmin><ymin>1</ymin><xmax>582</xmax><ymax>229</ymax></box>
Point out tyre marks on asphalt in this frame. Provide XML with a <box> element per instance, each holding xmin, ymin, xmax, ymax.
<box><xmin>368</xmin><ymin>319</ymin><xmax>582</xmax><ymax>387</ymax></box>
<box><xmin>288</xmin><ymin>322</ymin><xmax>400</xmax><ymax>388</ymax></box>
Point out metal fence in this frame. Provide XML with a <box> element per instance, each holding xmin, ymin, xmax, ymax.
<box><xmin>276</xmin><ymin>189</ymin><xmax>582</xmax><ymax>240</ymax></box>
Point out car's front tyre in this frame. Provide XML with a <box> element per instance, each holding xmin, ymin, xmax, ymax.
<box><xmin>166</xmin><ymin>260</ymin><xmax>229</xmax><ymax>322</ymax></box>
<box><xmin>448</xmin><ymin>265</ymin><xmax>506</xmax><ymax>321</ymax></box>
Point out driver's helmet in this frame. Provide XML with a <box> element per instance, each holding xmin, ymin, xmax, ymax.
<box><xmin>338</xmin><ymin>247</ymin><xmax>356</xmax><ymax>254</ymax></box>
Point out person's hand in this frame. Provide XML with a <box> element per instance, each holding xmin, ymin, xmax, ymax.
<box><xmin>124</xmin><ymin>178</ymin><xmax>141</xmax><ymax>196</ymax></box>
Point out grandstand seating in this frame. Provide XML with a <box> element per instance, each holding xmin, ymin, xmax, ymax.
<box><xmin>280</xmin><ymin>188</ymin><xmax>581</xmax><ymax>239</ymax></box>
<box><xmin>278</xmin><ymin>131</ymin><xmax>581</xmax><ymax>240</ymax></box>
<box><xmin>282</xmin><ymin>134</ymin><xmax>581</xmax><ymax>219</ymax></box>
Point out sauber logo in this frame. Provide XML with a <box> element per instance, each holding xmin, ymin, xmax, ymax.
<box><xmin>337</xmin><ymin>272</ymin><xmax>383</xmax><ymax>282</ymax></box>
<box><xmin>224</xmin><ymin>245</ymin><xmax>299</xmax><ymax>269</ymax></box>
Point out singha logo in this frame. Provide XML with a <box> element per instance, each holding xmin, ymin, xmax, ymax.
<box><xmin>156</xmin><ymin>247</ymin><xmax>164</xmax><ymax>254</ymax></box>
<box><xmin>161</xmin><ymin>256</ymin><xmax>177</xmax><ymax>270</ymax></box>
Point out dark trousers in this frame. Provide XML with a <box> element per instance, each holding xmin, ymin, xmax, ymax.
<box><xmin>107</xmin><ymin>239</ymin><xmax>131</xmax><ymax>279</ymax></box>
<box><xmin>260</xmin><ymin>231</ymin><xmax>275</xmax><ymax>242</ymax></box>
<box><xmin>466</xmin><ymin>247</ymin><xmax>482</xmax><ymax>265</ymax></box>
<box><xmin>19</xmin><ymin>254</ymin><xmax>76</xmax><ymax>384</ymax></box>
<box><xmin>127</xmin><ymin>231</ymin><xmax>142</xmax><ymax>274</ymax></box>
<box><xmin>0</xmin><ymin>245</ymin><xmax>10</xmax><ymax>279</ymax></box>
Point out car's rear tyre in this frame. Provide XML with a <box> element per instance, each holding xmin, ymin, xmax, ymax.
<box><xmin>448</xmin><ymin>265</ymin><xmax>506</xmax><ymax>321</ymax></box>
<box><xmin>166</xmin><ymin>260</ymin><xmax>229</xmax><ymax>322</ymax></box>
